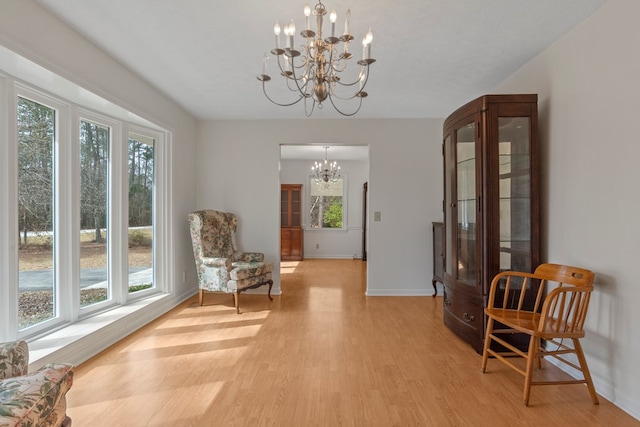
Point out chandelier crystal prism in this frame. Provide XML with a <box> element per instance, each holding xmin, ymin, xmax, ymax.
<box><xmin>312</xmin><ymin>146</ymin><xmax>341</xmax><ymax>185</ymax></box>
<box><xmin>257</xmin><ymin>1</ymin><xmax>375</xmax><ymax>117</ymax></box>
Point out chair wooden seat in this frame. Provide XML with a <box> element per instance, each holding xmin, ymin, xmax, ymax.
<box><xmin>483</xmin><ymin>308</ymin><xmax>541</xmax><ymax>333</ymax></box>
<box><xmin>481</xmin><ymin>263</ymin><xmax>599</xmax><ymax>406</ymax></box>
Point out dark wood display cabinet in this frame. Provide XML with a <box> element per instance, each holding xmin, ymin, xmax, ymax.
<box><xmin>442</xmin><ymin>94</ymin><xmax>540</xmax><ymax>353</ymax></box>
<box><xmin>281</xmin><ymin>184</ymin><xmax>303</xmax><ymax>261</ymax></box>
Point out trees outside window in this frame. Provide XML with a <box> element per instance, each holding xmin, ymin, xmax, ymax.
<box><xmin>17</xmin><ymin>96</ymin><xmax>56</xmax><ymax>329</ymax></box>
<box><xmin>309</xmin><ymin>177</ymin><xmax>345</xmax><ymax>229</ymax></box>
<box><xmin>128</xmin><ymin>133</ymin><xmax>154</xmax><ymax>292</ymax></box>
<box><xmin>79</xmin><ymin>119</ymin><xmax>110</xmax><ymax>307</ymax></box>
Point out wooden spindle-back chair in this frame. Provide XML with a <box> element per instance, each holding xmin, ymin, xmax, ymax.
<box><xmin>480</xmin><ymin>263</ymin><xmax>599</xmax><ymax>406</ymax></box>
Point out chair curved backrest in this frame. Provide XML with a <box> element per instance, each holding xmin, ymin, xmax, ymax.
<box><xmin>535</xmin><ymin>264</ymin><xmax>594</xmax><ymax>338</ymax></box>
<box><xmin>533</xmin><ymin>263</ymin><xmax>594</xmax><ymax>288</ymax></box>
<box><xmin>189</xmin><ymin>210</ymin><xmax>238</xmax><ymax>261</ymax></box>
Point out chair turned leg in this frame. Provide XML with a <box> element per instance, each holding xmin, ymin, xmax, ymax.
<box><xmin>481</xmin><ymin>317</ymin><xmax>494</xmax><ymax>373</ymax></box>
<box><xmin>573</xmin><ymin>338</ymin><xmax>600</xmax><ymax>405</ymax></box>
<box><xmin>523</xmin><ymin>335</ymin><xmax>539</xmax><ymax>406</ymax></box>
<box><xmin>267</xmin><ymin>280</ymin><xmax>273</xmax><ymax>301</ymax></box>
<box><xmin>234</xmin><ymin>292</ymin><xmax>240</xmax><ymax>314</ymax></box>
<box><xmin>199</xmin><ymin>289</ymin><xmax>204</xmax><ymax>306</ymax></box>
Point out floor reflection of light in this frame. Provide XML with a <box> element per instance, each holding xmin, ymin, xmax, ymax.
<box><xmin>71</xmin><ymin>380</ymin><xmax>226</xmax><ymax>422</ymax></box>
<box><xmin>118</xmin><ymin>324</ymin><xmax>264</xmax><ymax>351</ymax></box>
<box><xmin>280</xmin><ymin>261</ymin><xmax>300</xmax><ymax>274</ymax></box>
<box><xmin>156</xmin><ymin>310</ymin><xmax>269</xmax><ymax>329</ymax></box>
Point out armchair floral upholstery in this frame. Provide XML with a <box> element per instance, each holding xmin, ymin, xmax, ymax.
<box><xmin>0</xmin><ymin>341</ymin><xmax>73</xmax><ymax>427</ymax></box>
<box><xmin>189</xmin><ymin>210</ymin><xmax>273</xmax><ymax>313</ymax></box>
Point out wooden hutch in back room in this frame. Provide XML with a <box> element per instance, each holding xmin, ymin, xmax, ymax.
<box><xmin>281</xmin><ymin>184</ymin><xmax>303</xmax><ymax>261</ymax></box>
<box><xmin>440</xmin><ymin>94</ymin><xmax>540</xmax><ymax>353</ymax></box>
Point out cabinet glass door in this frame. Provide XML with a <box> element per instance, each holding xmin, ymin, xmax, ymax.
<box><xmin>444</xmin><ymin>135</ymin><xmax>454</xmax><ymax>276</ymax></box>
<box><xmin>498</xmin><ymin>117</ymin><xmax>532</xmax><ymax>272</ymax></box>
<box><xmin>456</xmin><ymin>122</ymin><xmax>477</xmax><ymax>286</ymax></box>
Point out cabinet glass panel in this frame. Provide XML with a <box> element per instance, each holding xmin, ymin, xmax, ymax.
<box><xmin>456</xmin><ymin>123</ymin><xmax>476</xmax><ymax>285</ymax></box>
<box><xmin>444</xmin><ymin>135</ymin><xmax>453</xmax><ymax>275</ymax></box>
<box><xmin>292</xmin><ymin>189</ymin><xmax>301</xmax><ymax>226</ymax></box>
<box><xmin>281</xmin><ymin>189</ymin><xmax>289</xmax><ymax>226</ymax></box>
<box><xmin>498</xmin><ymin>117</ymin><xmax>532</xmax><ymax>272</ymax></box>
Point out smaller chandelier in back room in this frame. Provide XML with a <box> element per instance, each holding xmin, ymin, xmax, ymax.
<box><xmin>312</xmin><ymin>146</ymin><xmax>341</xmax><ymax>185</ymax></box>
<box><xmin>257</xmin><ymin>0</ymin><xmax>375</xmax><ymax>117</ymax></box>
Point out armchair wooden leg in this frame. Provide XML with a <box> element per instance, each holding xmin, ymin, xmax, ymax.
<box><xmin>199</xmin><ymin>289</ymin><xmax>204</xmax><ymax>306</ymax></box>
<box><xmin>267</xmin><ymin>280</ymin><xmax>273</xmax><ymax>301</ymax></box>
<box><xmin>234</xmin><ymin>292</ymin><xmax>240</xmax><ymax>314</ymax></box>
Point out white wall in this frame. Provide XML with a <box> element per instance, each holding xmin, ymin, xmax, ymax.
<box><xmin>493</xmin><ymin>0</ymin><xmax>640</xmax><ymax>418</ymax></box>
<box><xmin>281</xmin><ymin>158</ymin><xmax>368</xmax><ymax>259</ymax></box>
<box><xmin>197</xmin><ymin>119</ymin><xmax>443</xmax><ymax>296</ymax></box>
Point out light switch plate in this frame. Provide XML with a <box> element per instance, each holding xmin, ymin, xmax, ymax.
<box><xmin>374</xmin><ymin>211</ymin><xmax>381</xmax><ymax>221</ymax></box>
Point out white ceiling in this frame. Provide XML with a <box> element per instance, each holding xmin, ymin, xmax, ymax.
<box><xmin>36</xmin><ymin>0</ymin><xmax>606</xmax><ymax>123</ymax></box>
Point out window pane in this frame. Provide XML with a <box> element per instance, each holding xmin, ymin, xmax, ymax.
<box><xmin>17</xmin><ymin>97</ymin><xmax>56</xmax><ymax>329</ymax></box>
<box><xmin>80</xmin><ymin>120</ymin><xmax>110</xmax><ymax>307</ymax></box>
<box><xmin>309</xmin><ymin>178</ymin><xmax>343</xmax><ymax>229</ymax></box>
<box><xmin>128</xmin><ymin>133</ymin><xmax>154</xmax><ymax>292</ymax></box>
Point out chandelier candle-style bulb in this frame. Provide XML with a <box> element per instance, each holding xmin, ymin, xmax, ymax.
<box><xmin>362</xmin><ymin>28</ymin><xmax>373</xmax><ymax>60</ymax></box>
<box><xmin>330</xmin><ymin>9</ymin><xmax>337</xmax><ymax>38</ymax></box>
<box><xmin>362</xmin><ymin>36</ymin><xmax>367</xmax><ymax>60</ymax></box>
<box><xmin>258</xmin><ymin>0</ymin><xmax>376</xmax><ymax>116</ymax></box>
<box><xmin>344</xmin><ymin>8</ymin><xmax>351</xmax><ymax>36</ymax></box>
<box><xmin>274</xmin><ymin>21</ymin><xmax>281</xmax><ymax>49</ymax></box>
<box><xmin>288</xmin><ymin>20</ymin><xmax>296</xmax><ymax>50</ymax></box>
<box><xmin>304</xmin><ymin>4</ymin><xmax>311</xmax><ymax>30</ymax></box>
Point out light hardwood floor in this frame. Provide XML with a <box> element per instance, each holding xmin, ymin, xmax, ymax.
<box><xmin>67</xmin><ymin>259</ymin><xmax>639</xmax><ymax>426</ymax></box>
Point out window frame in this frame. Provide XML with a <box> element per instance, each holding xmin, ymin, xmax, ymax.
<box><xmin>14</xmin><ymin>85</ymin><xmax>70</xmax><ymax>337</ymax></box>
<box><xmin>0</xmin><ymin>72</ymin><xmax>171</xmax><ymax>343</ymax></box>
<box><xmin>307</xmin><ymin>174</ymin><xmax>348</xmax><ymax>231</ymax></box>
<box><xmin>76</xmin><ymin>109</ymin><xmax>120</xmax><ymax>317</ymax></box>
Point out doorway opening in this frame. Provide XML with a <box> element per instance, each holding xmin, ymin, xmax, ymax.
<box><xmin>279</xmin><ymin>144</ymin><xmax>369</xmax><ymax>290</ymax></box>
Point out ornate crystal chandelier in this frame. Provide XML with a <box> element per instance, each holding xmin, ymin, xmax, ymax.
<box><xmin>312</xmin><ymin>146</ymin><xmax>341</xmax><ymax>185</ymax></box>
<box><xmin>257</xmin><ymin>1</ymin><xmax>375</xmax><ymax>117</ymax></box>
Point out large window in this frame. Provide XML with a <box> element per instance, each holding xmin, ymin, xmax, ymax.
<box><xmin>0</xmin><ymin>76</ymin><xmax>169</xmax><ymax>342</ymax></box>
<box><xmin>128</xmin><ymin>133</ymin><xmax>155</xmax><ymax>293</ymax></box>
<box><xmin>308</xmin><ymin>177</ymin><xmax>346</xmax><ymax>229</ymax></box>
<box><xmin>17</xmin><ymin>96</ymin><xmax>56</xmax><ymax>329</ymax></box>
<box><xmin>79</xmin><ymin>119</ymin><xmax>110</xmax><ymax>308</ymax></box>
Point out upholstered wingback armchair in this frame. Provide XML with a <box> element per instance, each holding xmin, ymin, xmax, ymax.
<box><xmin>189</xmin><ymin>210</ymin><xmax>273</xmax><ymax>313</ymax></box>
<box><xmin>0</xmin><ymin>341</ymin><xmax>74</xmax><ymax>427</ymax></box>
